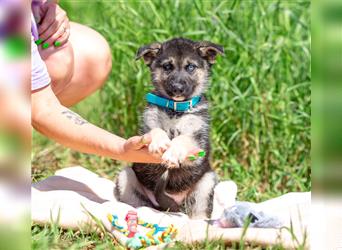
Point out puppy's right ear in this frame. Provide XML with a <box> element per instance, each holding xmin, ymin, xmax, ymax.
<box><xmin>196</xmin><ymin>41</ymin><xmax>224</xmax><ymax>65</ymax></box>
<box><xmin>136</xmin><ymin>43</ymin><xmax>161</xmax><ymax>65</ymax></box>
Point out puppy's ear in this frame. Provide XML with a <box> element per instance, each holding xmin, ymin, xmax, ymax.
<box><xmin>136</xmin><ymin>43</ymin><xmax>162</xmax><ymax>65</ymax></box>
<box><xmin>196</xmin><ymin>41</ymin><xmax>224</xmax><ymax>64</ymax></box>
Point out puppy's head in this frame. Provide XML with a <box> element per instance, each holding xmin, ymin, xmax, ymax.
<box><xmin>136</xmin><ymin>38</ymin><xmax>223</xmax><ymax>101</ymax></box>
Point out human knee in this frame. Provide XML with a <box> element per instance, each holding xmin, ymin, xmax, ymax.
<box><xmin>60</xmin><ymin>22</ymin><xmax>112</xmax><ymax>94</ymax></box>
<box><xmin>40</xmin><ymin>43</ymin><xmax>74</xmax><ymax>93</ymax></box>
<box><xmin>83</xmin><ymin>34</ymin><xmax>112</xmax><ymax>89</ymax></box>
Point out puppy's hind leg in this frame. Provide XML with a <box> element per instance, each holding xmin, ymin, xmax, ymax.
<box><xmin>183</xmin><ymin>171</ymin><xmax>218</xmax><ymax>219</ymax></box>
<box><xmin>114</xmin><ymin>167</ymin><xmax>153</xmax><ymax>208</ymax></box>
<box><xmin>155</xmin><ymin>170</ymin><xmax>179</xmax><ymax>212</ymax></box>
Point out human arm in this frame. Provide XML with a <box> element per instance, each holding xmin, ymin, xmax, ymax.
<box><xmin>31</xmin><ymin>85</ymin><xmax>160</xmax><ymax>163</ymax></box>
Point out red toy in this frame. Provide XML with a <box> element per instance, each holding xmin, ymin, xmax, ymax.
<box><xmin>125</xmin><ymin>210</ymin><xmax>138</xmax><ymax>238</ymax></box>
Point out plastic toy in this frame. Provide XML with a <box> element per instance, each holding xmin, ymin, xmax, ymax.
<box><xmin>125</xmin><ymin>210</ymin><xmax>138</xmax><ymax>238</ymax></box>
<box><xmin>107</xmin><ymin>210</ymin><xmax>178</xmax><ymax>249</ymax></box>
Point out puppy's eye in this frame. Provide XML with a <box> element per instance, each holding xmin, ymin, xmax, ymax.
<box><xmin>186</xmin><ymin>64</ymin><xmax>197</xmax><ymax>73</ymax></box>
<box><xmin>163</xmin><ymin>63</ymin><xmax>173</xmax><ymax>71</ymax></box>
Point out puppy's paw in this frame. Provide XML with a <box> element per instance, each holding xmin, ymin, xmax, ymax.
<box><xmin>162</xmin><ymin>144</ymin><xmax>188</xmax><ymax>168</ymax></box>
<box><xmin>148</xmin><ymin>128</ymin><xmax>171</xmax><ymax>156</ymax></box>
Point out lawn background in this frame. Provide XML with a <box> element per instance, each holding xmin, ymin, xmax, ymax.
<box><xmin>32</xmin><ymin>0</ymin><xmax>311</xmax><ymax>249</ymax></box>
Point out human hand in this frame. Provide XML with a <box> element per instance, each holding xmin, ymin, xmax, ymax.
<box><xmin>123</xmin><ymin>133</ymin><xmax>204</xmax><ymax>165</ymax></box>
<box><xmin>35</xmin><ymin>2</ymin><xmax>70</xmax><ymax>48</ymax></box>
<box><xmin>162</xmin><ymin>135</ymin><xmax>206</xmax><ymax>168</ymax></box>
<box><xmin>122</xmin><ymin>133</ymin><xmax>161</xmax><ymax>163</ymax></box>
<box><xmin>124</xmin><ymin>133</ymin><xmax>153</xmax><ymax>151</ymax></box>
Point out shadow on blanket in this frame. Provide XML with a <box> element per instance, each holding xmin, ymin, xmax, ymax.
<box><xmin>32</xmin><ymin>166</ymin><xmax>310</xmax><ymax>249</ymax></box>
<box><xmin>34</xmin><ymin>175</ymin><xmax>109</xmax><ymax>204</ymax></box>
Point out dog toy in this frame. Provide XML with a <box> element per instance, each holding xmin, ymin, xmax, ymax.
<box><xmin>125</xmin><ymin>210</ymin><xmax>138</xmax><ymax>238</ymax></box>
<box><xmin>107</xmin><ymin>210</ymin><xmax>178</xmax><ymax>249</ymax></box>
<box><xmin>215</xmin><ymin>202</ymin><xmax>283</xmax><ymax>228</ymax></box>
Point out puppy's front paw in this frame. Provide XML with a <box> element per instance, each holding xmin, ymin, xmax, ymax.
<box><xmin>162</xmin><ymin>144</ymin><xmax>188</xmax><ymax>168</ymax></box>
<box><xmin>148</xmin><ymin>128</ymin><xmax>171</xmax><ymax>156</ymax></box>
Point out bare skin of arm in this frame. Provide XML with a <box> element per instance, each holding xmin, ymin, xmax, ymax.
<box><xmin>32</xmin><ymin>85</ymin><xmax>160</xmax><ymax>163</ymax></box>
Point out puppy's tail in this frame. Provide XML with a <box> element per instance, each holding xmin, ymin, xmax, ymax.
<box><xmin>154</xmin><ymin>170</ymin><xmax>179</xmax><ymax>212</ymax></box>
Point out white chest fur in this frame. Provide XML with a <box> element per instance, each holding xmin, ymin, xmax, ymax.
<box><xmin>161</xmin><ymin>113</ymin><xmax>206</xmax><ymax>136</ymax></box>
<box><xmin>144</xmin><ymin>106</ymin><xmax>208</xmax><ymax>137</ymax></box>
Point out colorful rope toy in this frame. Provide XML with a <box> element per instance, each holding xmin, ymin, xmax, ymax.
<box><xmin>107</xmin><ymin>210</ymin><xmax>178</xmax><ymax>249</ymax></box>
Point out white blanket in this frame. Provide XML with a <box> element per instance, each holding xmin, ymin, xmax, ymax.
<box><xmin>32</xmin><ymin>166</ymin><xmax>310</xmax><ymax>249</ymax></box>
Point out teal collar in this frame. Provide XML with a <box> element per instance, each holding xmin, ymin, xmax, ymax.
<box><xmin>145</xmin><ymin>93</ymin><xmax>201</xmax><ymax>112</ymax></box>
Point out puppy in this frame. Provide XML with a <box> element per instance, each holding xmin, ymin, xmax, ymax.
<box><xmin>115</xmin><ymin>38</ymin><xmax>223</xmax><ymax>218</ymax></box>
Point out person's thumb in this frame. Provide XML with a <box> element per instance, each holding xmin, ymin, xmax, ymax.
<box><xmin>124</xmin><ymin>133</ymin><xmax>152</xmax><ymax>151</ymax></box>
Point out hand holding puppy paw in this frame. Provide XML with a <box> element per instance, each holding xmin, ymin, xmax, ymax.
<box><xmin>148</xmin><ymin>128</ymin><xmax>171</xmax><ymax>157</ymax></box>
<box><xmin>162</xmin><ymin>136</ymin><xmax>205</xmax><ymax>168</ymax></box>
<box><xmin>162</xmin><ymin>143</ymin><xmax>188</xmax><ymax>168</ymax></box>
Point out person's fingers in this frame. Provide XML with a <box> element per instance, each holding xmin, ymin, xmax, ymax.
<box><xmin>39</xmin><ymin>8</ymin><xmax>67</xmax><ymax>41</ymax></box>
<box><xmin>39</xmin><ymin>19</ymin><xmax>60</xmax><ymax>41</ymax></box>
<box><xmin>188</xmin><ymin>147</ymin><xmax>201</xmax><ymax>155</ymax></box>
<box><xmin>187</xmin><ymin>147</ymin><xmax>206</xmax><ymax>161</ymax></box>
<box><xmin>124</xmin><ymin>136</ymin><xmax>142</xmax><ymax>151</ymax></box>
<box><xmin>53</xmin><ymin>23</ymin><xmax>70</xmax><ymax>46</ymax></box>
<box><xmin>44</xmin><ymin>19</ymin><xmax>69</xmax><ymax>46</ymax></box>
<box><xmin>38</xmin><ymin>4</ymin><xmax>58</xmax><ymax>35</ymax></box>
<box><xmin>140</xmin><ymin>133</ymin><xmax>152</xmax><ymax>145</ymax></box>
<box><xmin>124</xmin><ymin>133</ymin><xmax>152</xmax><ymax>151</ymax></box>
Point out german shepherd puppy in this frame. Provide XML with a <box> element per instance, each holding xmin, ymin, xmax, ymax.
<box><xmin>115</xmin><ymin>38</ymin><xmax>223</xmax><ymax>218</ymax></box>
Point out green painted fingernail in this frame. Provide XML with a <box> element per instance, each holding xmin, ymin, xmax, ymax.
<box><xmin>188</xmin><ymin>155</ymin><xmax>197</xmax><ymax>161</ymax></box>
<box><xmin>54</xmin><ymin>41</ymin><xmax>61</xmax><ymax>47</ymax></box>
<box><xmin>197</xmin><ymin>151</ymin><xmax>206</xmax><ymax>157</ymax></box>
<box><xmin>42</xmin><ymin>42</ymin><xmax>49</xmax><ymax>49</ymax></box>
<box><xmin>35</xmin><ymin>39</ymin><xmax>43</xmax><ymax>45</ymax></box>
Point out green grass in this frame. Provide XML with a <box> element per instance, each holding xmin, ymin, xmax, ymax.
<box><xmin>32</xmin><ymin>0</ymin><xmax>311</xmax><ymax>249</ymax></box>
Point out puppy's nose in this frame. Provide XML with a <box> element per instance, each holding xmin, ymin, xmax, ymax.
<box><xmin>170</xmin><ymin>82</ymin><xmax>185</xmax><ymax>95</ymax></box>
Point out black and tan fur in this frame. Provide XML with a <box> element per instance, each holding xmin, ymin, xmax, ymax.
<box><xmin>115</xmin><ymin>38</ymin><xmax>223</xmax><ymax>218</ymax></box>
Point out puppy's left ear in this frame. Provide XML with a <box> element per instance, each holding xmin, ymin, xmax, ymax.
<box><xmin>196</xmin><ymin>41</ymin><xmax>224</xmax><ymax>64</ymax></box>
<box><xmin>136</xmin><ymin>42</ymin><xmax>162</xmax><ymax>66</ymax></box>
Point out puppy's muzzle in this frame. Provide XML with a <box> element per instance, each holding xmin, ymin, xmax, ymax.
<box><xmin>170</xmin><ymin>79</ymin><xmax>188</xmax><ymax>96</ymax></box>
